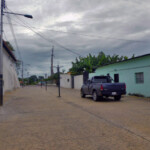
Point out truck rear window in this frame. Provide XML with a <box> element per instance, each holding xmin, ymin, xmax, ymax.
<box><xmin>93</xmin><ymin>77</ymin><xmax>108</xmax><ymax>83</ymax></box>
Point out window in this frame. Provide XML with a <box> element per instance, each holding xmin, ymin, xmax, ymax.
<box><xmin>135</xmin><ymin>72</ymin><xmax>144</xmax><ymax>84</ymax></box>
<box><xmin>93</xmin><ymin>77</ymin><xmax>108</xmax><ymax>83</ymax></box>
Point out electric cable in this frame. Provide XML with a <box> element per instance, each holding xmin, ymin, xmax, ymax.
<box><xmin>5</xmin><ymin>13</ymin><xmax>22</xmax><ymax>61</ymax></box>
<box><xmin>4</xmin><ymin>7</ymin><xmax>150</xmax><ymax>58</ymax></box>
<box><xmin>3</xmin><ymin>31</ymin><xmax>8</xmax><ymax>41</ymax></box>
<box><xmin>5</xmin><ymin>7</ymin><xmax>149</xmax><ymax>43</ymax></box>
<box><xmin>3</xmin><ymin>22</ymin><xmax>149</xmax><ymax>43</ymax></box>
<box><xmin>5</xmin><ymin>8</ymin><xmax>83</xmax><ymax>57</ymax></box>
<box><xmin>4</xmin><ymin>20</ymin><xmax>150</xmax><ymax>59</ymax></box>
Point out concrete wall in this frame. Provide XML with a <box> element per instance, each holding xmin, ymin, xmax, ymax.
<box><xmin>89</xmin><ymin>55</ymin><xmax>150</xmax><ymax>97</ymax></box>
<box><xmin>60</xmin><ymin>74</ymin><xmax>71</xmax><ymax>88</ymax></box>
<box><xmin>60</xmin><ymin>74</ymin><xmax>83</xmax><ymax>90</ymax></box>
<box><xmin>3</xmin><ymin>48</ymin><xmax>20</xmax><ymax>93</ymax></box>
<box><xmin>74</xmin><ymin>75</ymin><xmax>83</xmax><ymax>90</ymax></box>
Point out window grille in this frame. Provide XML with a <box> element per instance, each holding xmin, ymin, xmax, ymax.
<box><xmin>135</xmin><ymin>72</ymin><xmax>144</xmax><ymax>83</ymax></box>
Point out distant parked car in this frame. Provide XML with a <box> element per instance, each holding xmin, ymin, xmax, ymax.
<box><xmin>81</xmin><ymin>75</ymin><xmax>126</xmax><ymax>101</ymax></box>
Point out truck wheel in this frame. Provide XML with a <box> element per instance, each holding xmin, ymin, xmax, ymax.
<box><xmin>114</xmin><ymin>95</ymin><xmax>121</xmax><ymax>101</ymax></box>
<box><xmin>93</xmin><ymin>91</ymin><xmax>99</xmax><ymax>101</ymax></box>
<box><xmin>81</xmin><ymin>90</ymin><xmax>85</xmax><ymax>98</ymax></box>
<box><xmin>99</xmin><ymin>96</ymin><xmax>103</xmax><ymax>101</ymax></box>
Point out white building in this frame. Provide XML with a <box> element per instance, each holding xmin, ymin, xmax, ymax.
<box><xmin>2</xmin><ymin>41</ymin><xmax>20</xmax><ymax>93</ymax></box>
<box><xmin>60</xmin><ymin>74</ymin><xmax>83</xmax><ymax>90</ymax></box>
<box><xmin>60</xmin><ymin>74</ymin><xmax>72</xmax><ymax>88</ymax></box>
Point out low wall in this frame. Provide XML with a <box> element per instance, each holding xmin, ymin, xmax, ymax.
<box><xmin>60</xmin><ymin>74</ymin><xmax>71</xmax><ymax>88</ymax></box>
<box><xmin>60</xmin><ymin>74</ymin><xmax>83</xmax><ymax>90</ymax></box>
<box><xmin>74</xmin><ymin>75</ymin><xmax>83</xmax><ymax>90</ymax></box>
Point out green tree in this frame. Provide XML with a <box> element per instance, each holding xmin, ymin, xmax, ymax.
<box><xmin>69</xmin><ymin>51</ymin><xmax>130</xmax><ymax>75</ymax></box>
<box><xmin>29</xmin><ymin>75</ymin><xmax>38</xmax><ymax>84</ymax></box>
<box><xmin>5</xmin><ymin>41</ymin><xmax>14</xmax><ymax>51</ymax></box>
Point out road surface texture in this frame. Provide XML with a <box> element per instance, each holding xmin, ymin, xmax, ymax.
<box><xmin>0</xmin><ymin>86</ymin><xmax>150</xmax><ymax>150</ymax></box>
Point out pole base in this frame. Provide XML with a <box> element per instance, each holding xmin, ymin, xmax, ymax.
<box><xmin>0</xmin><ymin>74</ymin><xmax>3</xmax><ymax>106</ymax></box>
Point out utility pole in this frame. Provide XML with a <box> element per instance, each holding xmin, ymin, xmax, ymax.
<box><xmin>0</xmin><ymin>0</ymin><xmax>4</xmax><ymax>106</ymax></box>
<box><xmin>45</xmin><ymin>73</ymin><xmax>47</xmax><ymax>91</ymax></box>
<box><xmin>0</xmin><ymin>0</ymin><xmax>32</xmax><ymax>106</ymax></box>
<box><xmin>45</xmin><ymin>81</ymin><xmax>47</xmax><ymax>91</ymax></box>
<box><xmin>51</xmin><ymin>46</ymin><xmax>54</xmax><ymax>76</ymax></box>
<box><xmin>27</xmin><ymin>72</ymin><xmax>29</xmax><ymax>85</ymax></box>
<box><xmin>57</xmin><ymin>65</ymin><xmax>61</xmax><ymax>97</ymax></box>
<box><xmin>22</xmin><ymin>61</ymin><xmax>24</xmax><ymax>87</ymax></box>
<box><xmin>54</xmin><ymin>65</ymin><xmax>63</xmax><ymax>97</ymax></box>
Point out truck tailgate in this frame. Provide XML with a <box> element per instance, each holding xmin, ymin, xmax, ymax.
<box><xmin>102</xmin><ymin>83</ymin><xmax>126</xmax><ymax>92</ymax></box>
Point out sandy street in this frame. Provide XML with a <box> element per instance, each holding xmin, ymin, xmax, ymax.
<box><xmin>0</xmin><ymin>86</ymin><xmax>150</xmax><ymax>150</ymax></box>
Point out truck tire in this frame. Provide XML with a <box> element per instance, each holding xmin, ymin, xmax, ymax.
<box><xmin>114</xmin><ymin>95</ymin><xmax>121</xmax><ymax>101</ymax></box>
<box><xmin>99</xmin><ymin>96</ymin><xmax>103</xmax><ymax>101</ymax></box>
<box><xmin>92</xmin><ymin>91</ymin><xmax>99</xmax><ymax>101</ymax></box>
<box><xmin>81</xmin><ymin>89</ymin><xmax>85</xmax><ymax>98</ymax></box>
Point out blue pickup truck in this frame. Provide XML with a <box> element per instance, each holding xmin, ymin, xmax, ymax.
<box><xmin>81</xmin><ymin>75</ymin><xmax>126</xmax><ymax>101</ymax></box>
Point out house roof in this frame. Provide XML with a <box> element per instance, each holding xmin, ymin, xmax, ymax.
<box><xmin>121</xmin><ymin>53</ymin><xmax>150</xmax><ymax>62</ymax></box>
<box><xmin>3</xmin><ymin>40</ymin><xmax>17</xmax><ymax>62</ymax></box>
<box><xmin>99</xmin><ymin>53</ymin><xmax>150</xmax><ymax>68</ymax></box>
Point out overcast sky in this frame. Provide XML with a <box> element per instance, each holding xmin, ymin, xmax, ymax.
<box><xmin>3</xmin><ymin>0</ymin><xmax>150</xmax><ymax>77</ymax></box>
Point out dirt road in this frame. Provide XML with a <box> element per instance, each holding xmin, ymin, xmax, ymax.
<box><xmin>0</xmin><ymin>86</ymin><xmax>150</xmax><ymax>150</ymax></box>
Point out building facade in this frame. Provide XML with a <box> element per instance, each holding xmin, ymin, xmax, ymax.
<box><xmin>60</xmin><ymin>74</ymin><xmax>72</xmax><ymax>88</ymax></box>
<box><xmin>60</xmin><ymin>74</ymin><xmax>84</xmax><ymax>90</ymax></box>
<box><xmin>89</xmin><ymin>54</ymin><xmax>150</xmax><ymax>97</ymax></box>
<box><xmin>2</xmin><ymin>41</ymin><xmax>20</xmax><ymax>93</ymax></box>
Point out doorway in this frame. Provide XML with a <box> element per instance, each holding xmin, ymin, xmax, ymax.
<box><xmin>114</xmin><ymin>74</ymin><xmax>119</xmax><ymax>83</ymax></box>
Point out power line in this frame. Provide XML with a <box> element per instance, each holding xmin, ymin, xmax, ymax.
<box><xmin>3</xmin><ymin>21</ymin><xmax>150</xmax><ymax>59</ymax></box>
<box><xmin>3</xmin><ymin>22</ymin><xmax>149</xmax><ymax>43</ymax></box>
<box><xmin>5</xmin><ymin>12</ymin><xmax>23</xmax><ymax>81</ymax></box>
<box><xmin>4</xmin><ymin>7</ymin><xmax>149</xmax><ymax>59</ymax></box>
<box><xmin>5</xmin><ymin>13</ymin><xmax>22</xmax><ymax>61</ymax></box>
<box><xmin>3</xmin><ymin>31</ymin><xmax>8</xmax><ymax>41</ymax></box>
<box><xmin>13</xmin><ymin>18</ymin><xmax>82</xmax><ymax>56</ymax></box>
<box><xmin>5</xmin><ymin>8</ymin><xmax>83</xmax><ymax>57</ymax></box>
<box><xmin>5</xmin><ymin>19</ymin><xmax>149</xmax><ymax>59</ymax></box>
<box><xmin>4</xmin><ymin>7</ymin><xmax>149</xmax><ymax>43</ymax></box>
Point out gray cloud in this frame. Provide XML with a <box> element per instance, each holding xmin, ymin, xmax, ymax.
<box><xmin>4</xmin><ymin>0</ymin><xmax>150</xmax><ymax>77</ymax></box>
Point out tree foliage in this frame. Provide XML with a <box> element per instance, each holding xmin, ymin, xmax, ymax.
<box><xmin>48</xmin><ymin>73</ymin><xmax>59</xmax><ymax>81</ymax></box>
<box><xmin>5</xmin><ymin>41</ymin><xmax>14</xmax><ymax>51</ymax></box>
<box><xmin>69</xmin><ymin>52</ymin><xmax>130</xmax><ymax>75</ymax></box>
<box><xmin>29</xmin><ymin>75</ymin><xmax>38</xmax><ymax>83</ymax></box>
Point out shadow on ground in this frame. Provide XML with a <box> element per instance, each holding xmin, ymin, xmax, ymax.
<box><xmin>83</xmin><ymin>96</ymin><xmax>122</xmax><ymax>102</ymax></box>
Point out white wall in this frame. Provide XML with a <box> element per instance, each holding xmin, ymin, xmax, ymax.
<box><xmin>74</xmin><ymin>75</ymin><xmax>83</xmax><ymax>90</ymax></box>
<box><xmin>3</xmin><ymin>48</ymin><xmax>20</xmax><ymax>93</ymax></box>
<box><xmin>60</xmin><ymin>74</ymin><xmax>71</xmax><ymax>88</ymax></box>
<box><xmin>60</xmin><ymin>74</ymin><xmax>83</xmax><ymax>90</ymax></box>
